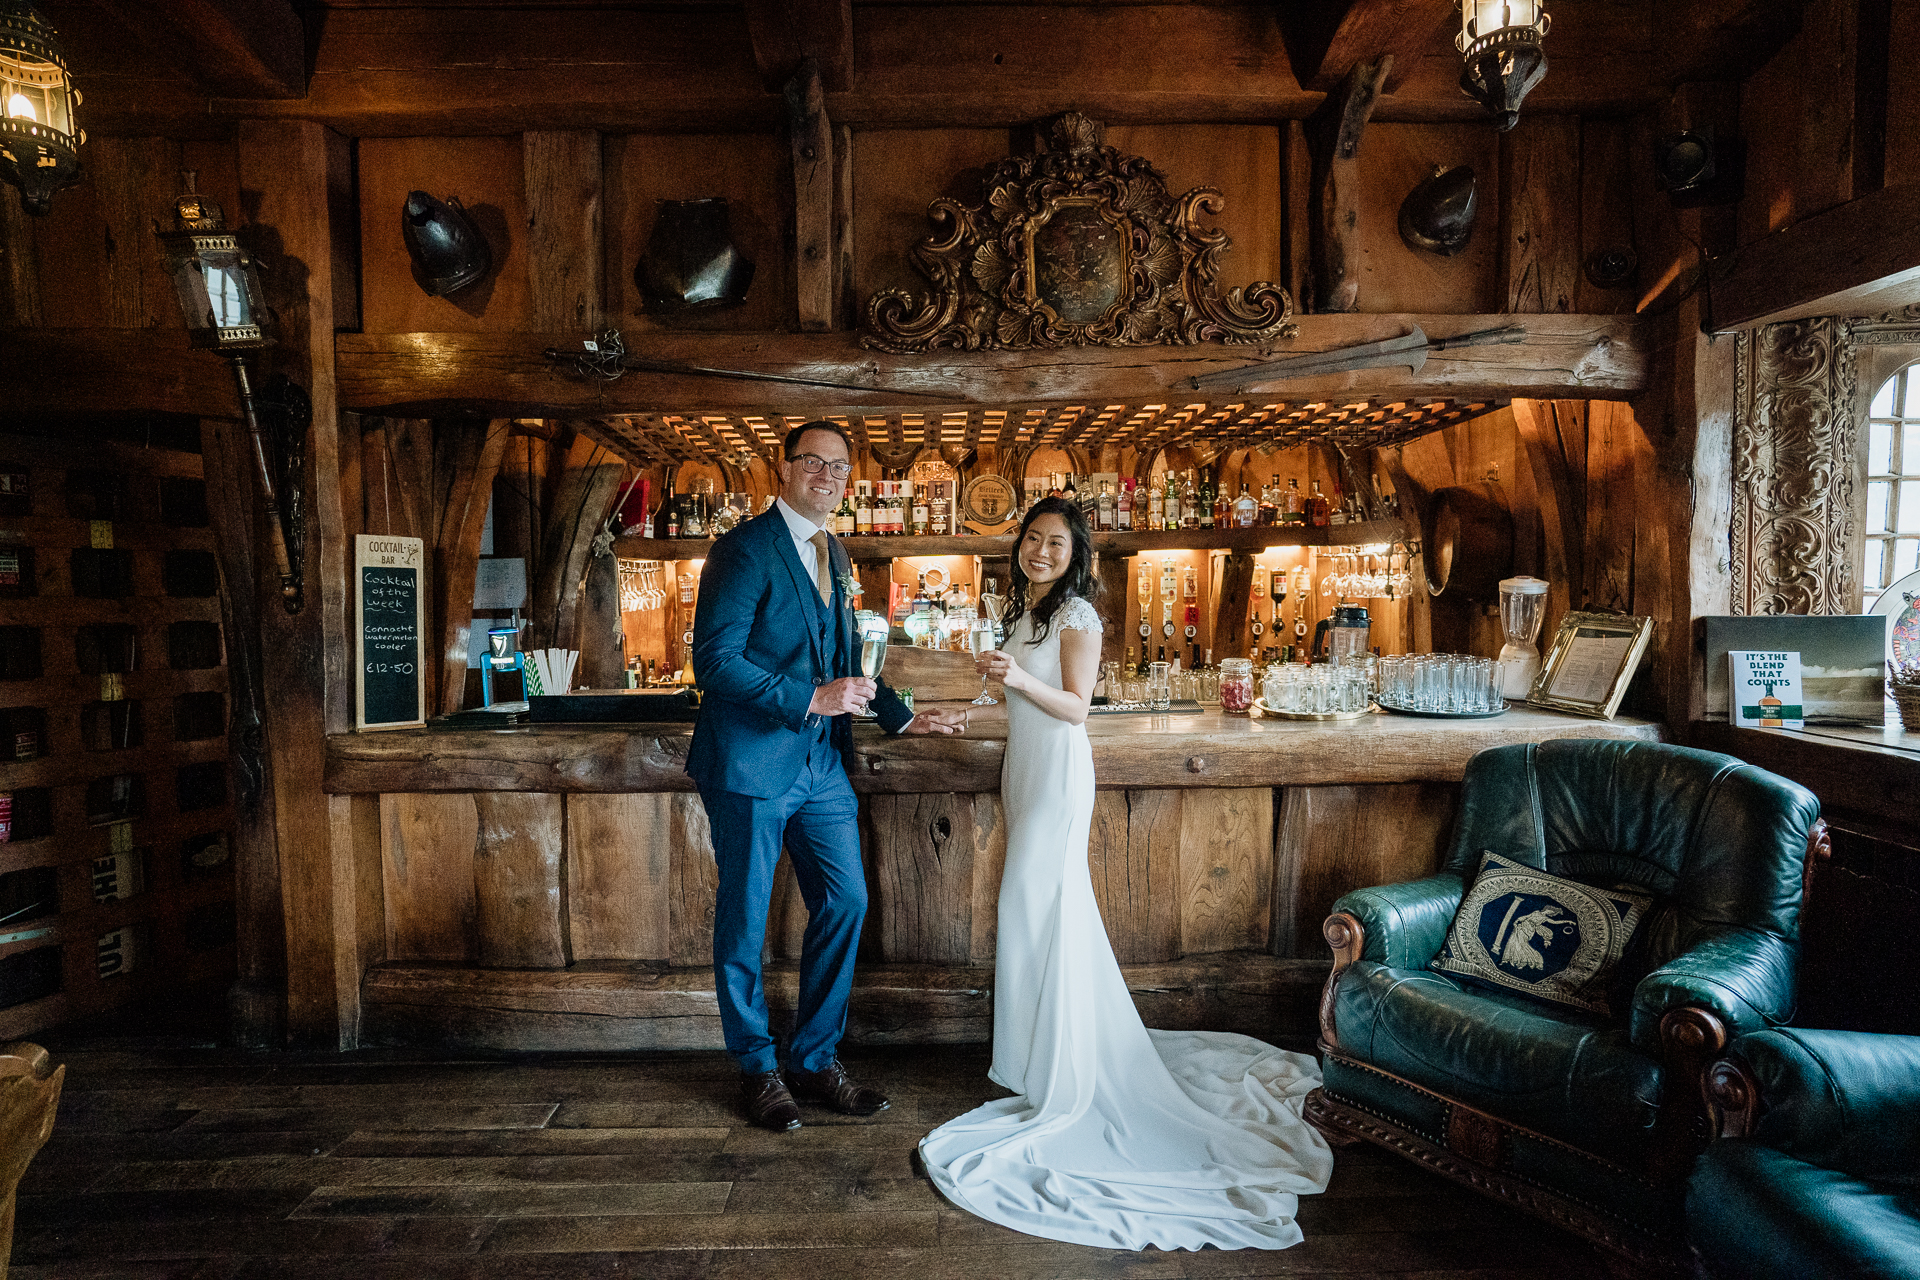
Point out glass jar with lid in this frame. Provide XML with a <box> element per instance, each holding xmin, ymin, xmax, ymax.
<box><xmin>1219</xmin><ymin>657</ymin><xmax>1255</xmax><ymax>714</ymax></box>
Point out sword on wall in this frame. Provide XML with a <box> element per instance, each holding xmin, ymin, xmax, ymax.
<box><xmin>1181</xmin><ymin>324</ymin><xmax>1527</xmax><ymax>392</ymax></box>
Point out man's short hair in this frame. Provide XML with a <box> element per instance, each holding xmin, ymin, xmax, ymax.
<box><xmin>782</xmin><ymin>420</ymin><xmax>856</xmax><ymax>462</ymax></box>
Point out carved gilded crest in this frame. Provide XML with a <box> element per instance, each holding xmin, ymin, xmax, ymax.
<box><xmin>863</xmin><ymin>113</ymin><xmax>1296</xmax><ymax>353</ymax></box>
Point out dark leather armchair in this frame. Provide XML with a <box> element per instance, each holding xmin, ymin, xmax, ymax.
<box><xmin>1303</xmin><ymin>740</ymin><xmax>1825</xmax><ymax>1269</ymax></box>
<box><xmin>1691</xmin><ymin>1028</ymin><xmax>1920</xmax><ymax>1280</ymax></box>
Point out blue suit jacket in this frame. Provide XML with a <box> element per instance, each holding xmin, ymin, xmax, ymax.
<box><xmin>685</xmin><ymin>509</ymin><xmax>913</xmax><ymax>799</ymax></box>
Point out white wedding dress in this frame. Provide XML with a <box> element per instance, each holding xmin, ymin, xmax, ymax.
<box><xmin>919</xmin><ymin>595</ymin><xmax>1334</xmax><ymax>1251</ymax></box>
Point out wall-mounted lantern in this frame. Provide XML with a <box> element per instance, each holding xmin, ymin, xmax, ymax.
<box><xmin>155</xmin><ymin>173</ymin><xmax>306</xmax><ymax>613</ymax></box>
<box><xmin>1456</xmin><ymin>1</ymin><xmax>1550</xmax><ymax>132</ymax></box>
<box><xmin>0</xmin><ymin>0</ymin><xmax>84</xmax><ymax>215</ymax></box>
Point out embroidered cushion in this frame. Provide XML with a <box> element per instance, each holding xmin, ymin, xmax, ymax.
<box><xmin>1430</xmin><ymin>851</ymin><xmax>1653</xmax><ymax>1017</ymax></box>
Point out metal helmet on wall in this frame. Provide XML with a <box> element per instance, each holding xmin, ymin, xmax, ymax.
<box><xmin>636</xmin><ymin>198</ymin><xmax>755</xmax><ymax>313</ymax></box>
<box><xmin>401</xmin><ymin>191</ymin><xmax>492</xmax><ymax>297</ymax></box>
<box><xmin>1398</xmin><ymin>165</ymin><xmax>1478</xmax><ymax>258</ymax></box>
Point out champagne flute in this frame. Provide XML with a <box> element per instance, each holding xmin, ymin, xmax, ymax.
<box><xmin>968</xmin><ymin>617</ymin><xmax>998</xmax><ymax>705</ymax></box>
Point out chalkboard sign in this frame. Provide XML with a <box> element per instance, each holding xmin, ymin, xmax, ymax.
<box><xmin>355</xmin><ymin>533</ymin><xmax>426</xmax><ymax>730</ymax></box>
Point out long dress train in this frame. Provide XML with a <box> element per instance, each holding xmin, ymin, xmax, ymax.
<box><xmin>918</xmin><ymin>595</ymin><xmax>1334</xmax><ymax>1251</ymax></box>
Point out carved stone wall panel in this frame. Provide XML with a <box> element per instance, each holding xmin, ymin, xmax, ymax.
<box><xmin>1730</xmin><ymin>318</ymin><xmax>1860</xmax><ymax>615</ymax></box>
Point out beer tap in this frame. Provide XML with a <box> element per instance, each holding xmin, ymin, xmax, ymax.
<box><xmin>1159</xmin><ymin>557</ymin><xmax>1177</xmax><ymax>640</ymax></box>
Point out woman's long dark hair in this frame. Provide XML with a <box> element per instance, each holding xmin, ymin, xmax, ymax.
<box><xmin>1003</xmin><ymin>495</ymin><xmax>1099</xmax><ymax>643</ymax></box>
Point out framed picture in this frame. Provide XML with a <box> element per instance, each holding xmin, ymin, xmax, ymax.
<box><xmin>1527</xmin><ymin>612</ymin><xmax>1655</xmax><ymax>720</ymax></box>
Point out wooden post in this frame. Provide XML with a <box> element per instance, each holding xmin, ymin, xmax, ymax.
<box><xmin>528</xmin><ymin>429</ymin><xmax>625</xmax><ymax>655</ymax></box>
<box><xmin>523</xmin><ymin>131</ymin><xmax>604</xmax><ymax>333</ymax></box>
<box><xmin>201</xmin><ymin>416</ymin><xmax>287</xmax><ymax>1049</ymax></box>
<box><xmin>431</xmin><ymin>419</ymin><xmax>511</xmax><ymax>714</ymax></box>
<box><xmin>1305</xmin><ymin>56</ymin><xmax>1390</xmax><ymax>314</ymax></box>
<box><xmin>785</xmin><ymin>60</ymin><xmax>836</xmax><ymax>332</ymax></box>
<box><xmin>1499</xmin><ymin>115</ymin><xmax>1582</xmax><ymax>314</ymax></box>
<box><xmin>1213</xmin><ymin>551</ymin><xmax>1256</xmax><ymax>659</ymax></box>
<box><xmin>237</xmin><ymin>119</ymin><xmax>360</xmax><ymax>1048</ymax></box>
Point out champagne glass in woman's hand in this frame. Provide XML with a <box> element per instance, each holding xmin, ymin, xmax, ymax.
<box><xmin>968</xmin><ymin>617</ymin><xmax>998</xmax><ymax>705</ymax></box>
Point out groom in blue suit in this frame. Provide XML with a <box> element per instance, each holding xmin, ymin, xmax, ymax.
<box><xmin>688</xmin><ymin>421</ymin><xmax>964</xmax><ymax>1132</ymax></box>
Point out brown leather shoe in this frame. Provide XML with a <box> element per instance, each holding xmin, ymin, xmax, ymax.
<box><xmin>786</xmin><ymin>1060</ymin><xmax>890</xmax><ymax>1116</ymax></box>
<box><xmin>740</xmin><ymin>1070</ymin><xmax>801</xmax><ymax>1132</ymax></box>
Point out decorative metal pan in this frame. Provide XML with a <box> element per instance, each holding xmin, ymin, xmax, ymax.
<box><xmin>1374</xmin><ymin>697</ymin><xmax>1508</xmax><ymax>720</ymax></box>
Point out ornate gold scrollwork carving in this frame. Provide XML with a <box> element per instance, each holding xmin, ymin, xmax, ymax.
<box><xmin>863</xmin><ymin>112</ymin><xmax>1296</xmax><ymax>353</ymax></box>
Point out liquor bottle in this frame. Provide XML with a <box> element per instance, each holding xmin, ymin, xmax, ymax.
<box><xmin>1096</xmin><ymin>480</ymin><xmax>1115</xmax><ymax>531</ymax></box>
<box><xmin>1180</xmin><ymin>472</ymin><xmax>1200</xmax><ymax>529</ymax></box>
<box><xmin>854</xmin><ymin>481</ymin><xmax>873</xmax><ymax>535</ymax></box>
<box><xmin>1203</xmin><ymin>647</ymin><xmax>1213</xmax><ymax>671</ymax></box>
<box><xmin>1124</xmin><ymin>644</ymin><xmax>1137</xmax><ymax>679</ymax></box>
<box><xmin>1159</xmin><ymin>557</ymin><xmax>1177</xmax><ymax>603</ymax></box>
<box><xmin>665</xmin><ymin>498</ymin><xmax>681</xmax><ymax>539</ymax></box>
<box><xmin>1234</xmin><ymin>482</ymin><xmax>1257</xmax><ymax>528</ymax></box>
<box><xmin>1117</xmin><ymin>479</ymin><xmax>1133</xmax><ymax>531</ymax></box>
<box><xmin>683</xmin><ymin>491</ymin><xmax>706</xmax><ymax>538</ymax></box>
<box><xmin>1256</xmin><ymin>478</ymin><xmax>1277</xmax><ymax>527</ymax></box>
<box><xmin>1157</xmin><ymin>645</ymin><xmax>1167</xmax><ymax>664</ymax></box>
<box><xmin>1328</xmin><ymin>485</ymin><xmax>1348</xmax><ymax>525</ymax></box>
<box><xmin>1136</xmin><ymin>567</ymin><xmax>1152</xmax><ymax>642</ymax></box>
<box><xmin>1047</xmin><ymin>473</ymin><xmax>1064</xmax><ymax>498</ymax></box>
<box><xmin>929</xmin><ymin>481</ymin><xmax>951</xmax><ymax>535</ymax></box>
<box><xmin>1190</xmin><ymin>643</ymin><xmax>1202</xmax><ymax>669</ymax></box>
<box><xmin>1163</xmin><ymin>472</ymin><xmax>1181</xmax><ymax>530</ymax></box>
<box><xmin>834</xmin><ymin>493</ymin><xmax>856</xmax><ymax>536</ymax></box>
<box><xmin>1284</xmin><ymin>477</ymin><xmax>1306</xmax><ymax>526</ymax></box>
<box><xmin>1211</xmin><ymin>472</ymin><xmax>1227</xmax><ymax>529</ymax></box>
<box><xmin>1250</xmin><ymin>606</ymin><xmax>1265</xmax><ymax>641</ymax></box>
<box><xmin>1307</xmin><ymin>480</ymin><xmax>1330</xmax><ymax>527</ymax></box>
<box><xmin>1182</xmin><ymin>564</ymin><xmax>1197</xmax><ymax>604</ymax></box>
<box><xmin>1251</xmin><ymin>565</ymin><xmax>1267</xmax><ymax>598</ymax></box>
<box><xmin>1063</xmin><ymin>474</ymin><xmax>1079</xmax><ymax>510</ymax></box>
<box><xmin>1147</xmin><ymin>481</ymin><xmax>1164</xmax><ymax>530</ymax></box>
<box><xmin>888</xmin><ymin>483</ymin><xmax>905</xmax><ymax>535</ymax></box>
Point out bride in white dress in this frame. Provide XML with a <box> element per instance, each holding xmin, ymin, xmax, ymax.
<box><xmin>919</xmin><ymin>496</ymin><xmax>1334</xmax><ymax>1251</ymax></box>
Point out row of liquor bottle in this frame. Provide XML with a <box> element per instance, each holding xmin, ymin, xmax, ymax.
<box><xmin>635</xmin><ymin>470</ymin><xmax>1379</xmax><ymax>539</ymax></box>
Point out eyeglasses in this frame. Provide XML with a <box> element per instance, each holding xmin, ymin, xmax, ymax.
<box><xmin>790</xmin><ymin>454</ymin><xmax>853</xmax><ymax>479</ymax></box>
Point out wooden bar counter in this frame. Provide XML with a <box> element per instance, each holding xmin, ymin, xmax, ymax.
<box><xmin>323</xmin><ymin>706</ymin><xmax>1661</xmax><ymax>1052</ymax></box>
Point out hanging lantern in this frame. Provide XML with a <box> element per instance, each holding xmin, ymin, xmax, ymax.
<box><xmin>0</xmin><ymin>0</ymin><xmax>83</xmax><ymax>216</ymax></box>
<box><xmin>155</xmin><ymin>172</ymin><xmax>274</xmax><ymax>352</ymax></box>
<box><xmin>1456</xmin><ymin>1</ymin><xmax>1550</xmax><ymax>132</ymax></box>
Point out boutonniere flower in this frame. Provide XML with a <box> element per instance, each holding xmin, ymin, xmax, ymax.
<box><xmin>837</xmin><ymin>572</ymin><xmax>863</xmax><ymax>599</ymax></box>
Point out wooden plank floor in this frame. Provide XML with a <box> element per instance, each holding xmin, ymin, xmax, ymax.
<box><xmin>11</xmin><ymin>1017</ymin><xmax>1614</xmax><ymax>1279</ymax></box>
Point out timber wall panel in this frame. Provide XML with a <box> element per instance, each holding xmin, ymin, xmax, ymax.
<box><xmin>603</xmin><ymin>132</ymin><xmax>789</xmax><ymax>334</ymax></box>
<box><xmin>868</xmin><ymin>792</ymin><xmax>980</xmax><ymax>964</ymax></box>
<box><xmin>1104</xmin><ymin>125</ymin><xmax>1284</xmax><ymax>290</ymax></box>
<box><xmin>1088</xmin><ymin>789</ymin><xmax>1181</xmax><ymax>965</ymax></box>
<box><xmin>357</xmin><ymin>136</ymin><xmax>529</xmax><ymax>333</ymax></box>
<box><xmin>668</xmin><ymin>792</ymin><xmax>718</xmax><ymax>967</ymax></box>
<box><xmin>471</xmin><ymin>792</ymin><xmax>569</xmax><ymax>968</ymax></box>
<box><xmin>379</xmin><ymin>792</ymin><xmax>478</xmax><ymax>963</ymax></box>
<box><xmin>565</xmin><ymin>792</ymin><xmax>671</xmax><ymax>962</ymax></box>
<box><xmin>1272</xmin><ymin>782</ymin><xmax>1457</xmax><ymax>958</ymax></box>
<box><xmin>1177</xmin><ymin>787</ymin><xmax>1273</xmax><ymax>955</ymax></box>
<box><xmin>1349</xmin><ymin>123</ymin><xmax>1500</xmax><ymax>315</ymax></box>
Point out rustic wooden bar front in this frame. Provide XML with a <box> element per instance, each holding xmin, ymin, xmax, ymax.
<box><xmin>322</xmin><ymin>706</ymin><xmax>1660</xmax><ymax>1052</ymax></box>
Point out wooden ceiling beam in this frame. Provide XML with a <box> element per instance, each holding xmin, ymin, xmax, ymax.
<box><xmin>1708</xmin><ymin>182</ymin><xmax>1920</xmax><ymax>331</ymax></box>
<box><xmin>326</xmin><ymin>316</ymin><xmax>1647</xmax><ymax>419</ymax></box>
<box><xmin>1278</xmin><ymin>0</ymin><xmax>1454</xmax><ymax>94</ymax></box>
<box><xmin>90</xmin><ymin>0</ymin><xmax>305</xmax><ymax>99</ymax></box>
<box><xmin>744</xmin><ymin>0</ymin><xmax>854</xmax><ymax>93</ymax></box>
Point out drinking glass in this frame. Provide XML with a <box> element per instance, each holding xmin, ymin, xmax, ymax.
<box><xmin>1147</xmin><ymin>660</ymin><xmax>1173</xmax><ymax>711</ymax></box>
<box><xmin>968</xmin><ymin>618</ymin><xmax>998</xmax><ymax>705</ymax></box>
<box><xmin>859</xmin><ymin>628</ymin><xmax>888</xmax><ymax>708</ymax></box>
<box><xmin>1484</xmin><ymin>660</ymin><xmax>1505</xmax><ymax>711</ymax></box>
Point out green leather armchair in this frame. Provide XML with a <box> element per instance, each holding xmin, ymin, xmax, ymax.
<box><xmin>1691</xmin><ymin>1028</ymin><xmax>1920</xmax><ymax>1279</ymax></box>
<box><xmin>1304</xmin><ymin>740</ymin><xmax>1825</xmax><ymax>1270</ymax></box>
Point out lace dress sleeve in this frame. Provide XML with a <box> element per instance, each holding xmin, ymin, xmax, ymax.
<box><xmin>1058</xmin><ymin>595</ymin><xmax>1104</xmax><ymax>636</ymax></box>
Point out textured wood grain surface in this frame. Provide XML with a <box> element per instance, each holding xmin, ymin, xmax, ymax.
<box><xmin>471</xmin><ymin>793</ymin><xmax>570</xmax><ymax>969</ymax></box>
<box><xmin>327</xmin><ymin>708</ymin><xmax>1662</xmax><ymax>795</ymax></box>
<box><xmin>330</xmin><ymin>315</ymin><xmax>1650</xmax><ymax>417</ymax></box>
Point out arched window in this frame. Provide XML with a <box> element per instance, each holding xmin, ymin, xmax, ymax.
<box><xmin>1865</xmin><ymin>362</ymin><xmax>1920</xmax><ymax>610</ymax></box>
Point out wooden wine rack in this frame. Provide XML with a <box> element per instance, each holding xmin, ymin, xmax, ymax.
<box><xmin>0</xmin><ymin>433</ymin><xmax>238</xmax><ymax>1039</ymax></box>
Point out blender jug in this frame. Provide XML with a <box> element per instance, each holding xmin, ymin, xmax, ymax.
<box><xmin>1497</xmin><ymin>576</ymin><xmax>1549</xmax><ymax>697</ymax></box>
<box><xmin>1312</xmin><ymin>604</ymin><xmax>1370</xmax><ymax>664</ymax></box>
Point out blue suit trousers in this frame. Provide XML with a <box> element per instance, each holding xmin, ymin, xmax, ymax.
<box><xmin>699</xmin><ymin>720</ymin><xmax>865</xmax><ymax>1075</ymax></box>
